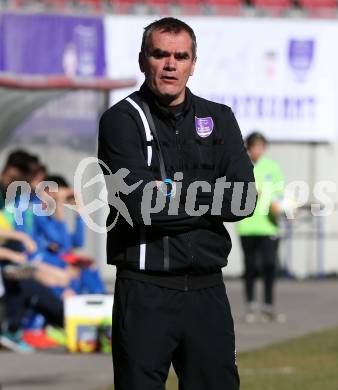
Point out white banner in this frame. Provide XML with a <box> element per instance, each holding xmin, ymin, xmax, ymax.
<box><xmin>104</xmin><ymin>16</ymin><xmax>338</xmax><ymax>142</ymax></box>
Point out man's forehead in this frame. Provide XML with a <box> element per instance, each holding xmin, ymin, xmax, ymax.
<box><xmin>149</xmin><ymin>29</ymin><xmax>193</xmax><ymax>52</ymax></box>
<box><xmin>6</xmin><ymin>166</ymin><xmax>22</xmax><ymax>174</ymax></box>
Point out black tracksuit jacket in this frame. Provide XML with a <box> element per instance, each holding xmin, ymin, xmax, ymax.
<box><xmin>98</xmin><ymin>84</ymin><xmax>256</xmax><ymax>278</ymax></box>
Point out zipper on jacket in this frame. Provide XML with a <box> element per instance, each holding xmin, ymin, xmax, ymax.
<box><xmin>175</xmin><ymin>123</ymin><xmax>195</xmax><ymax>272</ymax></box>
<box><xmin>175</xmin><ymin>128</ymin><xmax>180</xmax><ymax>149</ymax></box>
<box><xmin>184</xmin><ymin>274</ymin><xmax>188</xmax><ymax>291</ymax></box>
<box><xmin>187</xmin><ymin>231</ymin><xmax>195</xmax><ymax>268</ymax></box>
<box><xmin>175</xmin><ymin>127</ymin><xmax>184</xmax><ymax>171</ymax></box>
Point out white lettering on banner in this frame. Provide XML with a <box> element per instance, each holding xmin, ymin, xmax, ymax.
<box><xmin>207</xmin><ymin>95</ymin><xmax>316</xmax><ymax>121</ymax></box>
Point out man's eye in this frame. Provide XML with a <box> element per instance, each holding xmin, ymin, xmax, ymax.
<box><xmin>176</xmin><ymin>55</ymin><xmax>189</xmax><ymax>61</ymax></box>
<box><xmin>151</xmin><ymin>51</ymin><xmax>166</xmax><ymax>59</ymax></box>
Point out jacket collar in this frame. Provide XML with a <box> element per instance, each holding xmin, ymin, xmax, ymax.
<box><xmin>139</xmin><ymin>82</ymin><xmax>192</xmax><ymax>120</ymax></box>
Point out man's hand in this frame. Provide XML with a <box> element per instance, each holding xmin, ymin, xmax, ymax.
<box><xmin>20</xmin><ymin>233</ymin><xmax>37</xmax><ymax>253</ymax></box>
<box><xmin>55</xmin><ymin>187</ymin><xmax>75</xmax><ymax>220</ymax></box>
<box><xmin>0</xmin><ymin>229</ymin><xmax>37</xmax><ymax>253</ymax></box>
<box><xmin>56</xmin><ymin>187</ymin><xmax>75</xmax><ymax>204</ymax></box>
<box><xmin>269</xmin><ymin>201</ymin><xmax>282</xmax><ymax>217</ymax></box>
<box><xmin>0</xmin><ymin>247</ymin><xmax>27</xmax><ymax>264</ymax></box>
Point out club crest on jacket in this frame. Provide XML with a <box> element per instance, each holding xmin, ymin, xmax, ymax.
<box><xmin>195</xmin><ymin>116</ymin><xmax>214</xmax><ymax>138</ymax></box>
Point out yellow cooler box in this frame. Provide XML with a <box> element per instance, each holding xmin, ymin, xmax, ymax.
<box><xmin>65</xmin><ymin>294</ymin><xmax>114</xmax><ymax>353</ymax></box>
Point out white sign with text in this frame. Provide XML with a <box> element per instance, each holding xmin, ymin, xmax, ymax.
<box><xmin>104</xmin><ymin>15</ymin><xmax>338</xmax><ymax>142</ymax></box>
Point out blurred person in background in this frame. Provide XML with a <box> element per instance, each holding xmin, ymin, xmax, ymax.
<box><xmin>237</xmin><ymin>131</ymin><xmax>286</xmax><ymax>323</ymax></box>
<box><xmin>0</xmin><ymin>150</ymin><xmax>38</xmax><ymax>334</ymax></box>
<box><xmin>0</xmin><ymin>150</ymin><xmax>35</xmax><ymax>209</ymax></box>
<box><xmin>0</xmin><ymin>152</ymin><xmax>65</xmax><ymax>352</ymax></box>
<box><xmin>0</xmin><ymin>221</ymin><xmax>37</xmax><ymax>347</ymax></box>
<box><xmin>0</xmin><ymin>220</ymin><xmax>65</xmax><ymax>353</ymax></box>
<box><xmin>29</xmin><ymin>163</ymin><xmax>47</xmax><ymax>205</ymax></box>
<box><xmin>32</xmin><ymin>174</ymin><xmax>106</xmax><ymax>298</ymax></box>
<box><xmin>0</xmin><ymin>150</ymin><xmax>33</xmax><ymax>340</ymax></box>
<box><xmin>1</xmin><ymin>226</ymin><xmax>72</xmax><ymax>290</ymax></box>
<box><xmin>0</xmin><ymin>150</ymin><xmax>41</xmax><ymax>247</ymax></box>
<box><xmin>1</xmin><ymin>156</ymin><xmax>71</xmax><ymax>288</ymax></box>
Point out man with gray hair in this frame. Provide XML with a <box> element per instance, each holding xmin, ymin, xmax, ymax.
<box><xmin>99</xmin><ymin>17</ymin><xmax>256</xmax><ymax>390</ymax></box>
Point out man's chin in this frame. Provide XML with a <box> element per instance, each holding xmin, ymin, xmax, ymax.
<box><xmin>155</xmin><ymin>90</ymin><xmax>181</xmax><ymax>105</ymax></box>
<box><xmin>147</xmin><ymin>82</ymin><xmax>184</xmax><ymax>105</ymax></box>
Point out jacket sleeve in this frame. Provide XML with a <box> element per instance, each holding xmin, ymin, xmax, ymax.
<box><xmin>98</xmin><ymin>106</ymin><xmax>213</xmax><ymax>234</ymax></box>
<box><xmin>181</xmin><ymin>107</ymin><xmax>257</xmax><ymax>222</ymax></box>
<box><xmin>34</xmin><ymin>215</ymin><xmax>72</xmax><ymax>251</ymax></box>
<box><xmin>71</xmin><ymin>215</ymin><xmax>85</xmax><ymax>248</ymax></box>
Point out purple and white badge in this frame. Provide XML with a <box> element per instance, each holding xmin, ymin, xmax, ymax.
<box><xmin>288</xmin><ymin>39</ymin><xmax>315</xmax><ymax>72</ymax></box>
<box><xmin>195</xmin><ymin>116</ymin><xmax>214</xmax><ymax>138</ymax></box>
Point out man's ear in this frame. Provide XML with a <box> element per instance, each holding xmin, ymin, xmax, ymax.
<box><xmin>139</xmin><ymin>52</ymin><xmax>145</xmax><ymax>73</ymax></box>
<box><xmin>190</xmin><ymin>57</ymin><xmax>197</xmax><ymax>76</ymax></box>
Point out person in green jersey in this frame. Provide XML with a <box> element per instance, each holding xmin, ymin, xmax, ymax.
<box><xmin>237</xmin><ymin>132</ymin><xmax>286</xmax><ymax>323</ymax></box>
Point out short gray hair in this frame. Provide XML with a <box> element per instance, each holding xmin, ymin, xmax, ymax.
<box><xmin>141</xmin><ymin>17</ymin><xmax>197</xmax><ymax>59</ymax></box>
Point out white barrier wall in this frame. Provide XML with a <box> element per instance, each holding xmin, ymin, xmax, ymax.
<box><xmin>104</xmin><ymin>15</ymin><xmax>338</xmax><ymax>142</ymax></box>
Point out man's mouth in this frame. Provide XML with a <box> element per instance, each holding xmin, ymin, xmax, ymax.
<box><xmin>161</xmin><ymin>75</ymin><xmax>178</xmax><ymax>81</ymax></box>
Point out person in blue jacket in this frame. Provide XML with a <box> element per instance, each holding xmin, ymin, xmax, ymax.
<box><xmin>0</xmin><ymin>152</ymin><xmax>64</xmax><ymax>352</ymax></box>
<box><xmin>32</xmin><ymin>175</ymin><xmax>105</xmax><ymax>298</ymax></box>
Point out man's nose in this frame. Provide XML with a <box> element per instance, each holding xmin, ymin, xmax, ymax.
<box><xmin>164</xmin><ymin>55</ymin><xmax>176</xmax><ymax>70</ymax></box>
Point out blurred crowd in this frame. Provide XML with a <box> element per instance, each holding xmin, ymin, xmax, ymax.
<box><xmin>0</xmin><ymin>150</ymin><xmax>106</xmax><ymax>352</ymax></box>
<box><xmin>0</xmin><ymin>0</ymin><xmax>331</xmax><ymax>18</ymax></box>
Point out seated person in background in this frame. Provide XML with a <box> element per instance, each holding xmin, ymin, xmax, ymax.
<box><xmin>1</xmin><ymin>156</ymin><xmax>101</xmax><ymax>296</ymax></box>
<box><xmin>0</xmin><ymin>223</ymin><xmax>71</xmax><ymax>288</ymax></box>
<box><xmin>32</xmin><ymin>175</ymin><xmax>106</xmax><ymax>298</ymax></box>
<box><xmin>0</xmin><ymin>150</ymin><xmax>41</xmax><ymax>251</ymax></box>
<box><xmin>29</xmin><ymin>163</ymin><xmax>47</xmax><ymax>205</ymax></box>
<box><xmin>0</xmin><ymin>149</ymin><xmax>37</xmax><ymax>209</ymax></box>
<box><xmin>0</xmin><ymin>224</ymin><xmax>64</xmax><ymax>352</ymax></box>
<box><xmin>33</xmin><ymin>175</ymin><xmax>84</xmax><ymax>265</ymax></box>
<box><xmin>0</xmin><ymin>152</ymin><xmax>65</xmax><ymax>352</ymax></box>
<box><xmin>0</xmin><ymin>155</ymin><xmax>71</xmax><ymax>289</ymax></box>
<box><xmin>0</xmin><ymin>223</ymin><xmax>36</xmax><ymax>267</ymax></box>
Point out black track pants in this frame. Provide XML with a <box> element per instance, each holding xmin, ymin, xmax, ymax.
<box><xmin>112</xmin><ymin>278</ymin><xmax>239</xmax><ymax>390</ymax></box>
<box><xmin>3</xmin><ymin>277</ymin><xmax>64</xmax><ymax>331</ymax></box>
<box><xmin>240</xmin><ymin>235</ymin><xmax>279</xmax><ymax>305</ymax></box>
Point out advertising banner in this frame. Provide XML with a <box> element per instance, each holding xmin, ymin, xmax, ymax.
<box><xmin>0</xmin><ymin>17</ymin><xmax>3</xmax><ymax>71</ymax></box>
<box><xmin>0</xmin><ymin>13</ymin><xmax>105</xmax><ymax>76</ymax></box>
<box><xmin>0</xmin><ymin>13</ymin><xmax>106</xmax><ymax>150</ymax></box>
<box><xmin>104</xmin><ymin>15</ymin><xmax>338</xmax><ymax>142</ymax></box>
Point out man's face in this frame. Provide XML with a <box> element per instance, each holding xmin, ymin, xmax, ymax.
<box><xmin>248</xmin><ymin>141</ymin><xmax>267</xmax><ymax>163</ymax></box>
<box><xmin>139</xmin><ymin>29</ymin><xmax>196</xmax><ymax>106</ymax></box>
<box><xmin>30</xmin><ymin>170</ymin><xmax>46</xmax><ymax>191</ymax></box>
<box><xmin>1</xmin><ymin>167</ymin><xmax>25</xmax><ymax>189</ymax></box>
